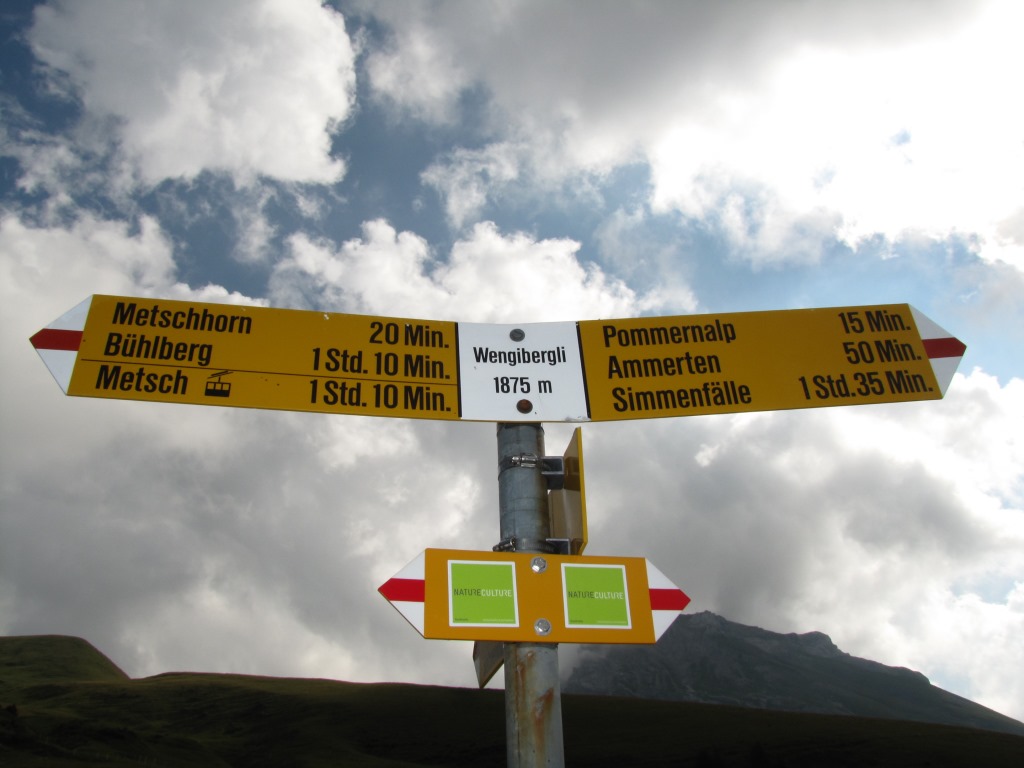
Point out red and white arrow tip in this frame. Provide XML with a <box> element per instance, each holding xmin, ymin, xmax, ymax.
<box><xmin>29</xmin><ymin>296</ymin><xmax>92</xmax><ymax>393</ymax></box>
<box><xmin>645</xmin><ymin>560</ymin><xmax>691</xmax><ymax>641</ymax></box>
<box><xmin>378</xmin><ymin>551</ymin><xmax>428</xmax><ymax>636</ymax></box>
<box><xmin>910</xmin><ymin>306</ymin><xmax>967</xmax><ymax>396</ymax></box>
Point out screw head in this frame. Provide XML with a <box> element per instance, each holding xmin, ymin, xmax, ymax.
<box><xmin>510</xmin><ymin>328</ymin><xmax>526</xmax><ymax>342</ymax></box>
<box><xmin>516</xmin><ymin>399</ymin><xmax>533</xmax><ymax>413</ymax></box>
<box><xmin>531</xmin><ymin>557</ymin><xmax>547</xmax><ymax>573</ymax></box>
<box><xmin>534</xmin><ymin>618</ymin><xmax>552</xmax><ymax>636</ymax></box>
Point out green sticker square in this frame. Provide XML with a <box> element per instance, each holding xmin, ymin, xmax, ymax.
<box><xmin>563</xmin><ymin>564</ymin><xmax>631</xmax><ymax>628</ymax></box>
<box><xmin>449</xmin><ymin>561</ymin><xmax>518</xmax><ymax>627</ymax></box>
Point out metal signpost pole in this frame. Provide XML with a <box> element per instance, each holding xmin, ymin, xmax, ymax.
<box><xmin>496</xmin><ymin>422</ymin><xmax>565</xmax><ymax>768</ymax></box>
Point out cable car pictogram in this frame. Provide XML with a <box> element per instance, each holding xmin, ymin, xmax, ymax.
<box><xmin>204</xmin><ymin>370</ymin><xmax>233</xmax><ymax>398</ymax></box>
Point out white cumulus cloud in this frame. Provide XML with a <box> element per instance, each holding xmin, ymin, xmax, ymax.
<box><xmin>29</xmin><ymin>0</ymin><xmax>356</xmax><ymax>185</ymax></box>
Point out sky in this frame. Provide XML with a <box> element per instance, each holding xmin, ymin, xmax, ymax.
<box><xmin>1</xmin><ymin>0</ymin><xmax>1023</xmax><ymax>722</ymax></box>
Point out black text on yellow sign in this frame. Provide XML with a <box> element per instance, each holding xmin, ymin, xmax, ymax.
<box><xmin>577</xmin><ymin>304</ymin><xmax>953</xmax><ymax>422</ymax></box>
<box><xmin>67</xmin><ymin>295</ymin><xmax>461</xmax><ymax>420</ymax></box>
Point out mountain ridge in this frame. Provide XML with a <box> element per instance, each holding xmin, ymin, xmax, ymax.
<box><xmin>563</xmin><ymin>611</ymin><xmax>1024</xmax><ymax>736</ymax></box>
<box><xmin>3</xmin><ymin>632</ymin><xmax>1024</xmax><ymax>766</ymax></box>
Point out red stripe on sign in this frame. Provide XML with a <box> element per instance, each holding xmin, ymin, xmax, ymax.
<box><xmin>923</xmin><ymin>337</ymin><xmax>966</xmax><ymax>359</ymax></box>
<box><xmin>379</xmin><ymin>578</ymin><xmax>425</xmax><ymax>603</ymax></box>
<box><xmin>30</xmin><ymin>328</ymin><xmax>83</xmax><ymax>351</ymax></box>
<box><xmin>649</xmin><ymin>588</ymin><xmax>690</xmax><ymax>612</ymax></box>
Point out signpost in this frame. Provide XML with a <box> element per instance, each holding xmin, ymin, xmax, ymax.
<box><xmin>379</xmin><ymin>548</ymin><xmax>689</xmax><ymax>645</ymax></box>
<box><xmin>31</xmin><ymin>296</ymin><xmax>965</xmax><ymax>423</ymax></box>
<box><xmin>30</xmin><ymin>294</ymin><xmax>967</xmax><ymax>768</ymax></box>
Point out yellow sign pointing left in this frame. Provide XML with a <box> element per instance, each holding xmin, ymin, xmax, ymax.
<box><xmin>31</xmin><ymin>294</ymin><xmax>461</xmax><ymax>420</ymax></box>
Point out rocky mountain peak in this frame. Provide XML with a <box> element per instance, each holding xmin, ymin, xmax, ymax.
<box><xmin>562</xmin><ymin>611</ymin><xmax>1022</xmax><ymax>736</ymax></box>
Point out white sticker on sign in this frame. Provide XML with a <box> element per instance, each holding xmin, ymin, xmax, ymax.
<box><xmin>457</xmin><ymin>322</ymin><xmax>589</xmax><ymax>421</ymax></box>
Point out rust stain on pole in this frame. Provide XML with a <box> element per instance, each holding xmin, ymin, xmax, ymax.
<box><xmin>505</xmin><ymin>641</ymin><xmax>562</xmax><ymax>767</ymax></box>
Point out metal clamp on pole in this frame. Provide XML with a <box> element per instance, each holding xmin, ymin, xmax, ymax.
<box><xmin>498</xmin><ymin>453</ymin><xmax>566</xmax><ymax>490</ymax></box>
<box><xmin>493</xmin><ymin>536</ymin><xmax>554</xmax><ymax>554</ymax></box>
<box><xmin>499</xmin><ymin>453</ymin><xmax>539</xmax><ymax>472</ymax></box>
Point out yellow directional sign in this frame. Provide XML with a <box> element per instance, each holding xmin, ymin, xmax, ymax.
<box><xmin>379</xmin><ymin>549</ymin><xmax>690</xmax><ymax>644</ymax></box>
<box><xmin>577</xmin><ymin>304</ymin><xmax>966</xmax><ymax>422</ymax></box>
<box><xmin>32</xmin><ymin>296</ymin><xmax>966</xmax><ymax>423</ymax></box>
<box><xmin>31</xmin><ymin>294</ymin><xmax>460</xmax><ymax>420</ymax></box>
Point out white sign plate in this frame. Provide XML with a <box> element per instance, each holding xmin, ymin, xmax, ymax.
<box><xmin>456</xmin><ymin>322</ymin><xmax>589</xmax><ymax>422</ymax></box>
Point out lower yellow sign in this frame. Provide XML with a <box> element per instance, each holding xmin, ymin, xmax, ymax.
<box><xmin>379</xmin><ymin>549</ymin><xmax>690</xmax><ymax>644</ymax></box>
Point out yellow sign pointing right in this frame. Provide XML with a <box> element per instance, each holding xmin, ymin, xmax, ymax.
<box><xmin>577</xmin><ymin>304</ymin><xmax>965</xmax><ymax>422</ymax></box>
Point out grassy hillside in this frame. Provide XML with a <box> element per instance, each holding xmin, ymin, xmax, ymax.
<box><xmin>2</xmin><ymin>635</ymin><xmax>1023</xmax><ymax>767</ymax></box>
<box><xmin>0</xmin><ymin>635</ymin><xmax>128</xmax><ymax>690</ymax></box>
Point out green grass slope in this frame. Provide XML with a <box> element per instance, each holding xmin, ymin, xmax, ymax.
<box><xmin>0</xmin><ymin>636</ymin><xmax>128</xmax><ymax>687</ymax></box>
<box><xmin>2</xmin><ymin>635</ymin><xmax>1022</xmax><ymax>767</ymax></box>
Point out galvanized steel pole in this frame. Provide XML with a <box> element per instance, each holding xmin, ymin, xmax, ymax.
<box><xmin>496</xmin><ymin>422</ymin><xmax>565</xmax><ymax>768</ymax></box>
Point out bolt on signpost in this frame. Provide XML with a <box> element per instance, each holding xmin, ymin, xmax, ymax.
<box><xmin>32</xmin><ymin>295</ymin><xmax>966</xmax><ymax>768</ymax></box>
